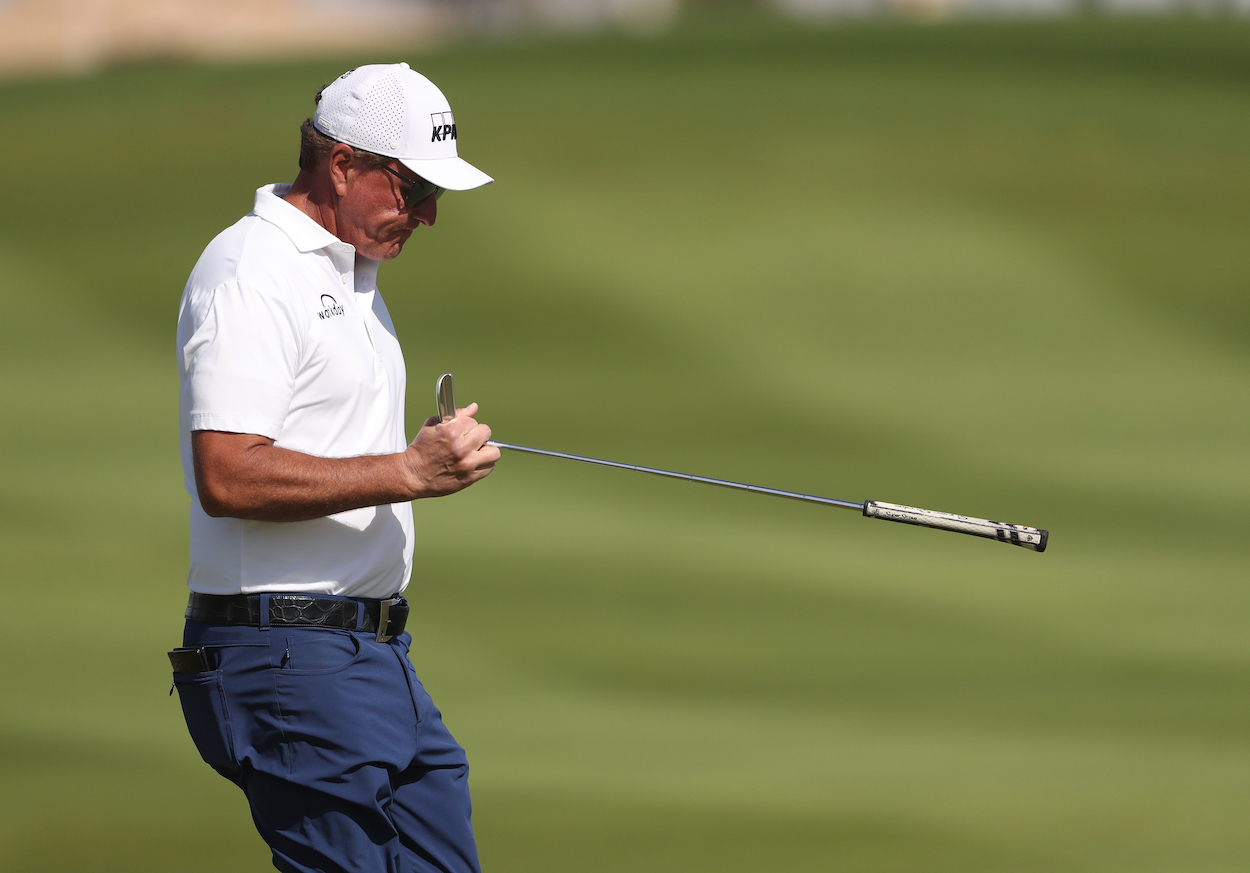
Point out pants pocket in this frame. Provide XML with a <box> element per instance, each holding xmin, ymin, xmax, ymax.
<box><xmin>173</xmin><ymin>671</ymin><xmax>239</xmax><ymax>779</ymax></box>
<box><xmin>281</xmin><ymin>628</ymin><xmax>364</xmax><ymax>674</ymax></box>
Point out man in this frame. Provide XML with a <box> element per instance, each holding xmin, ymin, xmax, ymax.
<box><xmin>170</xmin><ymin>63</ymin><xmax>500</xmax><ymax>873</ymax></box>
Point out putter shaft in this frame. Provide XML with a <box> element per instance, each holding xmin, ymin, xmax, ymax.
<box><xmin>487</xmin><ymin>441</ymin><xmax>864</xmax><ymax>511</ymax></box>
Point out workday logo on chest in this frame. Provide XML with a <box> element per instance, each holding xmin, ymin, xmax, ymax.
<box><xmin>318</xmin><ymin>294</ymin><xmax>346</xmax><ymax>320</ymax></box>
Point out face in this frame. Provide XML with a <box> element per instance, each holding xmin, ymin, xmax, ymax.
<box><xmin>331</xmin><ymin>150</ymin><xmax>439</xmax><ymax>261</ymax></box>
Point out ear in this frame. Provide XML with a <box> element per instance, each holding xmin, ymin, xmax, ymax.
<box><xmin>327</xmin><ymin>143</ymin><xmax>359</xmax><ymax>197</ymax></box>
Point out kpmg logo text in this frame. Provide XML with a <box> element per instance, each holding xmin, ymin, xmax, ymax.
<box><xmin>319</xmin><ymin>294</ymin><xmax>345</xmax><ymax>320</ymax></box>
<box><xmin>430</xmin><ymin>111</ymin><xmax>457</xmax><ymax>142</ymax></box>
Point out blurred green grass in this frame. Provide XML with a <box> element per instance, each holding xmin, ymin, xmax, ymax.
<box><xmin>2</xmin><ymin>15</ymin><xmax>1248</xmax><ymax>873</ymax></box>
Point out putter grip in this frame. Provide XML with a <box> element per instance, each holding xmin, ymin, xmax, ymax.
<box><xmin>863</xmin><ymin>501</ymin><xmax>1048</xmax><ymax>552</ymax></box>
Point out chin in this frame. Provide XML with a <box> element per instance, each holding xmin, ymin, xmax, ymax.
<box><xmin>385</xmin><ymin>232</ymin><xmax>413</xmax><ymax>259</ymax></box>
<box><xmin>365</xmin><ymin>239</ymin><xmax>405</xmax><ymax>261</ymax></box>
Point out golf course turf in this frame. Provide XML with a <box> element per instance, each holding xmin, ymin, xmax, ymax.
<box><xmin>0</xmin><ymin>13</ymin><xmax>1248</xmax><ymax>872</ymax></box>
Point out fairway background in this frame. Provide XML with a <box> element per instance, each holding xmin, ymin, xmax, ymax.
<box><xmin>2</xmin><ymin>14</ymin><xmax>1249</xmax><ymax>872</ymax></box>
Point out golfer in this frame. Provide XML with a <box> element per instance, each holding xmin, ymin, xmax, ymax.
<box><xmin>170</xmin><ymin>63</ymin><xmax>499</xmax><ymax>873</ymax></box>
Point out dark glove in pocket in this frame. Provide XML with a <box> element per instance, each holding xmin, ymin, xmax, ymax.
<box><xmin>171</xmin><ymin>663</ymin><xmax>240</xmax><ymax>780</ymax></box>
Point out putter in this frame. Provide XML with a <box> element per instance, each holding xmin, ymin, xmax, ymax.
<box><xmin>437</xmin><ymin>373</ymin><xmax>1048</xmax><ymax>552</ymax></box>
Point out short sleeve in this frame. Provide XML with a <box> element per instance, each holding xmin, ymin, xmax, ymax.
<box><xmin>179</xmin><ymin>278</ymin><xmax>304</xmax><ymax>440</ymax></box>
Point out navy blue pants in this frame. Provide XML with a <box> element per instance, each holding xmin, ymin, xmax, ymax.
<box><xmin>174</xmin><ymin>618</ymin><xmax>481</xmax><ymax>873</ymax></box>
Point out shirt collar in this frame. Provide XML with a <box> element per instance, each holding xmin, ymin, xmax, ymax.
<box><xmin>252</xmin><ymin>183</ymin><xmax>350</xmax><ymax>255</ymax></box>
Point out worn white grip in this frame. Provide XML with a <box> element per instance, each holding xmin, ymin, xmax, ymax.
<box><xmin>863</xmin><ymin>501</ymin><xmax>1048</xmax><ymax>551</ymax></box>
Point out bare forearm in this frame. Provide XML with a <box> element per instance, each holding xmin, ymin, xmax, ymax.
<box><xmin>195</xmin><ymin>440</ymin><xmax>415</xmax><ymax>521</ymax></box>
<box><xmin>192</xmin><ymin>412</ymin><xmax>498</xmax><ymax>523</ymax></box>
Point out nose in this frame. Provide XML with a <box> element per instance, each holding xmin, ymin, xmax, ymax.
<box><xmin>408</xmin><ymin>193</ymin><xmax>437</xmax><ymax>228</ymax></box>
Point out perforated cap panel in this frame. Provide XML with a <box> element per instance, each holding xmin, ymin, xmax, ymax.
<box><xmin>312</xmin><ymin>63</ymin><xmax>493</xmax><ymax>191</ymax></box>
<box><xmin>348</xmin><ymin>74</ymin><xmax>406</xmax><ymax>154</ymax></box>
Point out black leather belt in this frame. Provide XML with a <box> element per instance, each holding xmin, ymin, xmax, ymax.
<box><xmin>186</xmin><ymin>592</ymin><xmax>409</xmax><ymax>643</ymax></box>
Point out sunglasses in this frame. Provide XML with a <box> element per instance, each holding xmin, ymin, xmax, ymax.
<box><xmin>380</xmin><ymin>164</ymin><xmax>445</xmax><ymax>208</ymax></box>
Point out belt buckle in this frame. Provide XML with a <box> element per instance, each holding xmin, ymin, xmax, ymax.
<box><xmin>376</xmin><ymin>598</ymin><xmax>397</xmax><ymax>643</ymax></box>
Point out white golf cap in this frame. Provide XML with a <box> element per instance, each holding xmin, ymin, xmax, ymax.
<box><xmin>313</xmin><ymin>63</ymin><xmax>493</xmax><ymax>191</ymax></box>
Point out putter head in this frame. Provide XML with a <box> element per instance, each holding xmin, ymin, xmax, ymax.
<box><xmin>436</xmin><ymin>373</ymin><xmax>456</xmax><ymax>422</ymax></box>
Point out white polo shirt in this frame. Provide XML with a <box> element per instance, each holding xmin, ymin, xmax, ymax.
<box><xmin>177</xmin><ymin>184</ymin><xmax>414</xmax><ymax>598</ymax></box>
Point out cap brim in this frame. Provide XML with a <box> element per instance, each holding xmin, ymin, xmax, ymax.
<box><xmin>399</xmin><ymin>156</ymin><xmax>493</xmax><ymax>191</ymax></box>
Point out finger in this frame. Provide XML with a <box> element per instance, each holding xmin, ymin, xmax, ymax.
<box><xmin>466</xmin><ymin>450</ymin><xmax>499</xmax><ymax>478</ymax></box>
<box><xmin>455</xmin><ymin>402</ymin><xmax>479</xmax><ymax>418</ymax></box>
<box><xmin>472</xmin><ymin>441</ymin><xmax>501</xmax><ymax>465</ymax></box>
<box><xmin>422</xmin><ymin>415</ymin><xmax>440</xmax><ymax>428</ymax></box>
<box><xmin>464</xmin><ymin>422</ymin><xmax>493</xmax><ymax>450</ymax></box>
